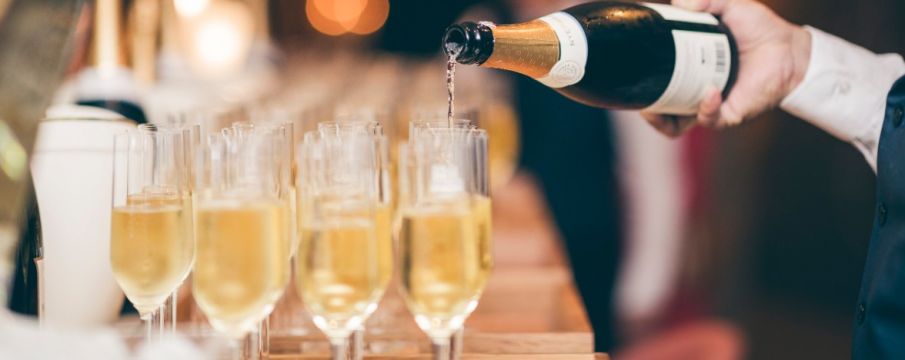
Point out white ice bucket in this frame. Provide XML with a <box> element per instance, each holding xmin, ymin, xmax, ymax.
<box><xmin>30</xmin><ymin>105</ymin><xmax>135</xmax><ymax>329</ymax></box>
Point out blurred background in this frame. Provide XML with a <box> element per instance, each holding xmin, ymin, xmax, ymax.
<box><xmin>7</xmin><ymin>0</ymin><xmax>905</xmax><ymax>359</ymax></box>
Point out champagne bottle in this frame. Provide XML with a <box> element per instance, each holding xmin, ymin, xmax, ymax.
<box><xmin>443</xmin><ymin>1</ymin><xmax>738</xmax><ymax>115</ymax></box>
<box><xmin>75</xmin><ymin>0</ymin><xmax>148</xmax><ymax>124</ymax></box>
<box><xmin>70</xmin><ymin>0</ymin><xmax>145</xmax><ymax>317</ymax></box>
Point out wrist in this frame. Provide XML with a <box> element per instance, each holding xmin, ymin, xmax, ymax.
<box><xmin>785</xmin><ymin>25</ymin><xmax>812</xmax><ymax>98</ymax></box>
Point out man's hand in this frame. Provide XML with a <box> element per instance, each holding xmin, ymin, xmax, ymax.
<box><xmin>642</xmin><ymin>0</ymin><xmax>812</xmax><ymax>137</ymax></box>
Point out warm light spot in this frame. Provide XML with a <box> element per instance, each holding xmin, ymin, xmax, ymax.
<box><xmin>350</xmin><ymin>0</ymin><xmax>389</xmax><ymax>35</ymax></box>
<box><xmin>182</xmin><ymin>1</ymin><xmax>254</xmax><ymax>77</ymax></box>
<box><xmin>174</xmin><ymin>0</ymin><xmax>210</xmax><ymax>17</ymax></box>
<box><xmin>334</xmin><ymin>0</ymin><xmax>368</xmax><ymax>28</ymax></box>
<box><xmin>197</xmin><ymin>20</ymin><xmax>236</xmax><ymax>66</ymax></box>
<box><xmin>306</xmin><ymin>0</ymin><xmax>345</xmax><ymax>36</ymax></box>
<box><xmin>307</xmin><ymin>0</ymin><xmax>388</xmax><ymax>36</ymax></box>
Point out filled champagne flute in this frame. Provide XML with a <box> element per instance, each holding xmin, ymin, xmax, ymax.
<box><xmin>318</xmin><ymin>119</ymin><xmax>394</xmax><ymax>359</ymax></box>
<box><xmin>157</xmin><ymin>120</ymin><xmax>199</xmax><ymax>335</ymax></box>
<box><xmin>110</xmin><ymin>126</ymin><xmax>194</xmax><ymax>342</ymax></box>
<box><xmin>296</xmin><ymin>126</ymin><xmax>388</xmax><ymax>360</ymax></box>
<box><xmin>192</xmin><ymin>128</ymin><xmax>290</xmax><ymax>358</ymax></box>
<box><xmin>231</xmin><ymin>120</ymin><xmax>296</xmax><ymax>357</ymax></box>
<box><xmin>398</xmin><ymin>125</ymin><xmax>492</xmax><ymax>360</ymax></box>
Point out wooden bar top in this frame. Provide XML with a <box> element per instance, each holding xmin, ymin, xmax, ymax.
<box><xmin>264</xmin><ymin>266</ymin><xmax>594</xmax><ymax>357</ymax></box>
<box><xmin>124</xmin><ymin>175</ymin><xmax>603</xmax><ymax>359</ymax></box>
<box><xmin>269</xmin><ymin>355</ymin><xmax>609</xmax><ymax>359</ymax></box>
<box><xmin>263</xmin><ymin>175</ymin><xmax>598</xmax><ymax>358</ymax></box>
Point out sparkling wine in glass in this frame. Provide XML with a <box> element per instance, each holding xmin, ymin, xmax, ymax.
<box><xmin>110</xmin><ymin>127</ymin><xmax>194</xmax><ymax>342</ymax></box>
<box><xmin>398</xmin><ymin>126</ymin><xmax>492</xmax><ymax>360</ymax></box>
<box><xmin>296</xmin><ymin>126</ymin><xmax>389</xmax><ymax>360</ymax></box>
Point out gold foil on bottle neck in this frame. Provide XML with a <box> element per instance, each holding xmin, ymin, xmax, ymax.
<box><xmin>482</xmin><ymin>20</ymin><xmax>559</xmax><ymax>79</ymax></box>
<box><xmin>129</xmin><ymin>0</ymin><xmax>160</xmax><ymax>84</ymax></box>
<box><xmin>88</xmin><ymin>0</ymin><xmax>127</xmax><ymax>73</ymax></box>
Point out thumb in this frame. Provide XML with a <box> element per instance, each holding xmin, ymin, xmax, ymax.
<box><xmin>641</xmin><ymin>112</ymin><xmax>698</xmax><ymax>138</ymax></box>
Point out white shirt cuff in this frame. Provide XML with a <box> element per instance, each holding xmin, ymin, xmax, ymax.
<box><xmin>780</xmin><ymin>26</ymin><xmax>905</xmax><ymax>172</ymax></box>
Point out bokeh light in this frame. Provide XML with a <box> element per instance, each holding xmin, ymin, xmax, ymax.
<box><xmin>306</xmin><ymin>0</ymin><xmax>345</xmax><ymax>36</ymax></box>
<box><xmin>306</xmin><ymin>0</ymin><xmax>389</xmax><ymax>36</ymax></box>
<box><xmin>181</xmin><ymin>0</ymin><xmax>254</xmax><ymax>77</ymax></box>
<box><xmin>350</xmin><ymin>0</ymin><xmax>389</xmax><ymax>35</ymax></box>
<box><xmin>174</xmin><ymin>0</ymin><xmax>210</xmax><ymax>17</ymax></box>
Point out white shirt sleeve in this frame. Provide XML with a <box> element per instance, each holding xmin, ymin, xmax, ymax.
<box><xmin>780</xmin><ymin>26</ymin><xmax>905</xmax><ymax>173</ymax></box>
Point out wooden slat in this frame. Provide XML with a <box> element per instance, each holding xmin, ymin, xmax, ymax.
<box><xmin>269</xmin><ymin>354</ymin><xmax>605</xmax><ymax>360</ymax></box>
<box><xmin>269</xmin><ymin>331</ymin><xmax>592</xmax><ymax>355</ymax></box>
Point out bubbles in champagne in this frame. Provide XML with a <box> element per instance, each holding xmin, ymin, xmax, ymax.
<box><xmin>444</xmin><ymin>41</ymin><xmax>464</xmax><ymax>59</ymax></box>
<box><xmin>447</xmin><ymin>58</ymin><xmax>456</xmax><ymax>128</ymax></box>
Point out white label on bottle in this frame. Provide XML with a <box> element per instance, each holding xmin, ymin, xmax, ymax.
<box><xmin>643</xmin><ymin>3</ymin><xmax>719</xmax><ymax>25</ymax></box>
<box><xmin>644</xmin><ymin>30</ymin><xmax>732</xmax><ymax>115</ymax></box>
<box><xmin>537</xmin><ymin>12</ymin><xmax>588</xmax><ymax>88</ymax></box>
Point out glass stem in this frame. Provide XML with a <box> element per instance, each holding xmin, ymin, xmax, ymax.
<box><xmin>157</xmin><ymin>305</ymin><xmax>165</xmax><ymax>339</ymax></box>
<box><xmin>260</xmin><ymin>318</ymin><xmax>271</xmax><ymax>357</ymax></box>
<box><xmin>330</xmin><ymin>337</ymin><xmax>349</xmax><ymax>360</ymax></box>
<box><xmin>432</xmin><ymin>336</ymin><xmax>451</xmax><ymax>360</ymax></box>
<box><xmin>245</xmin><ymin>331</ymin><xmax>262</xmax><ymax>360</ymax></box>
<box><xmin>450</xmin><ymin>328</ymin><xmax>463</xmax><ymax>360</ymax></box>
<box><xmin>143</xmin><ymin>309</ymin><xmax>160</xmax><ymax>343</ymax></box>
<box><xmin>169</xmin><ymin>289</ymin><xmax>178</xmax><ymax>333</ymax></box>
<box><xmin>351</xmin><ymin>328</ymin><xmax>364</xmax><ymax>360</ymax></box>
<box><xmin>144</xmin><ymin>314</ymin><xmax>152</xmax><ymax>342</ymax></box>
<box><xmin>230</xmin><ymin>338</ymin><xmax>244</xmax><ymax>360</ymax></box>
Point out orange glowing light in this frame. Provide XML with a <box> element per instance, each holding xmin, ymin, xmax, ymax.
<box><xmin>306</xmin><ymin>0</ymin><xmax>388</xmax><ymax>36</ymax></box>
<box><xmin>350</xmin><ymin>0</ymin><xmax>388</xmax><ymax>35</ymax></box>
<box><xmin>322</xmin><ymin>0</ymin><xmax>367</xmax><ymax>27</ymax></box>
<box><xmin>306</xmin><ymin>0</ymin><xmax>345</xmax><ymax>36</ymax></box>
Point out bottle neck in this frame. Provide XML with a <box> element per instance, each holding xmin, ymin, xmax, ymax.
<box><xmin>88</xmin><ymin>0</ymin><xmax>128</xmax><ymax>74</ymax></box>
<box><xmin>248</xmin><ymin>0</ymin><xmax>271</xmax><ymax>42</ymax></box>
<box><xmin>482</xmin><ymin>20</ymin><xmax>560</xmax><ymax>79</ymax></box>
<box><xmin>444</xmin><ymin>20</ymin><xmax>561</xmax><ymax>79</ymax></box>
<box><xmin>130</xmin><ymin>0</ymin><xmax>160</xmax><ymax>85</ymax></box>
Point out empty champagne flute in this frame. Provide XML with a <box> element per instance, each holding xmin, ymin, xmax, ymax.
<box><xmin>110</xmin><ymin>126</ymin><xmax>194</xmax><ymax>342</ymax></box>
<box><xmin>296</xmin><ymin>126</ymin><xmax>388</xmax><ymax>360</ymax></box>
<box><xmin>192</xmin><ymin>128</ymin><xmax>290</xmax><ymax>359</ymax></box>
<box><xmin>398</xmin><ymin>125</ymin><xmax>491</xmax><ymax>360</ymax></box>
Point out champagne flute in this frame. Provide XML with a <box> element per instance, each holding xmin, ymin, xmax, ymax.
<box><xmin>192</xmin><ymin>128</ymin><xmax>290</xmax><ymax>359</ymax></box>
<box><xmin>231</xmin><ymin>120</ymin><xmax>296</xmax><ymax>357</ymax></box>
<box><xmin>318</xmin><ymin>119</ymin><xmax>394</xmax><ymax>360</ymax></box>
<box><xmin>405</xmin><ymin>117</ymin><xmax>475</xmax><ymax>360</ymax></box>
<box><xmin>398</xmin><ymin>125</ymin><xmax>492</xmax><ymax>360</ymax></box>
<box><xmin>296</xmin><ymin>126</ymin><xmax>388</xmax><ymax>360</ymax></box>
<box><xmin>110</xmin><ymin>126</ymin><xmax>194</xmax><ymax>342</ymax></box>
<box><xmin>158</xmin><ymin>120</ymin><xmax>198</xmax><ymax>335</ymax></box>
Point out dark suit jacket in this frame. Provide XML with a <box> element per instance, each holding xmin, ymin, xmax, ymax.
<box><xmin>853</xmin><ymin>75</ymin><xmax>905</xmax><ymax>359</ymax></box>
